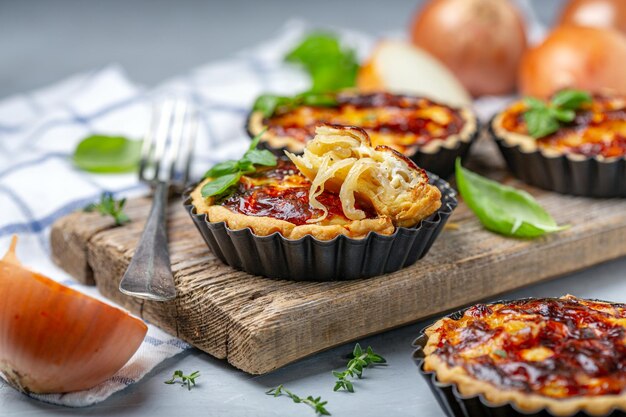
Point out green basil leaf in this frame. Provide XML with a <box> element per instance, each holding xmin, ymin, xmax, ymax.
<box><xmin>286</xmin><ymin>32</ymin><xmax>358</xmax><ymax>93</ymax></box>
<box><xmin>201</xmin><ymin>172</ymin><xmax>242</xmax><ymax>198</ymax></box>
<box><xmin>242</xmin><ymin>149</ymin><xmax>277</xmax><ymax>167</ymax></box>
<box><xmin>236</xmin><ymin>159</ymin><xmax>256</xmax><ymax>174</ymax></box>
<box><xmin>73</xmin><ymin>135</ymin><xmax>142</xmax><ymax>173</ymax></box>
<box><xmin>524</xmin><ymin>108</ymin><xmax>560</xmax><ymax>138</ymax></box>
<box><xmin>551</xmin><ymin>89</ymin><xmax>592</xmax><ymax>110</ymax></box>
<box><xmin>204</xmin><ymin>160</ymin><xmax>239</xmax><ymax>178</ymax></box>
<box><xmin>253</xmin><ymin>94</ymin><xmax>291</xmax><ymax>118</ymax></box>
<box><xmin>549</xmin><ymin>107</ymin><xmax>576</xmax><ymax>123</ymax></box>
<box><xmin>455</xmin><ymin>159</ymin><xmax>568</xmax><ymax>238</ymax></box>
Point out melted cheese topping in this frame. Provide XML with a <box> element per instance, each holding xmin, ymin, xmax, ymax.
<box><xmin>500</xmin><ymin>94</ymin><xmax>626</xmax><ymax>158</ymax></box>
<box><xmin>427</xmin><ymin>296</ymin><xmax>626</xmax><ymax>399</ymax></box>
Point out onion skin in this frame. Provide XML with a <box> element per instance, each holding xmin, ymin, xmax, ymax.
<box><xmin>410</xmin><ymin>0</ymin><xmax>527</xmax><ymax>96</ymax></box>
<box><xmin>0</xmin><ymin>236</ymin><xmax>147</xmax><ymax>394</ymax></box>
<box><xmin>519</xmin><ymin>25</ymin><xmax>626</xmax><ymax>98</ymax></box>
<box><xmin>560</xmin><ymin>0</ymin><xmax>626</xmax><ymax>34</ymax></box>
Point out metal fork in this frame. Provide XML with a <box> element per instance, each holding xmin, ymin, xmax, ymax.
<box><xmin>119</xmin><ymin>100</ymin><xmax>197</xmax><ymax>301</ymax></box>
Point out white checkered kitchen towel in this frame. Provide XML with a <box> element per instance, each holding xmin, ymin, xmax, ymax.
<box><xmin>0</xmin><ymin>8</ymin><xmax>542</xmax><ymax>406</ymax></box>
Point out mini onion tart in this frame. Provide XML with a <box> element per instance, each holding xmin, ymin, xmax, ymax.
<box><xmin>191</xmin><ymin>125</ymin><xmax>442</xmax><ymax>240</ymax></box>
<box><xmin>493</xmin><ymin>93</ymin><xmax>626</xmax><ymax>160</ymax></box>
<box><xmin>421</xmin><ymin>295</ymin><xmax>626</xmax><ymax>416</ymax></box>
<box><xmin>491</xmin><ymin>92</ymin><xmax>626</xmax><ymax>197</ymax></box>
<box><xmin>247</xmin><ymin>92</ymin><xmax>478</xmax><ymax>178</ymax></box>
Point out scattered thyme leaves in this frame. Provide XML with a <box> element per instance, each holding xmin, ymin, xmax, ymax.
<box><xmin>266</xmin><ymin>385</ymin><xmax>330</xmax><ymax>416</ymax></box>
<box><xmin>201</xmin><ymin>129</ymin><xmax>276</xmax><ymax>199</ymax></box>
<box><xmin>523</xmin><ymin>89</ymin><xmax>592</xmax><ymax>138</ymax></box>
<box><xmin>164</xmin><ymin>370</ymin><xmax>200</xmax><ymax>391</ymax></box>
<box><xmin>83</xmin><ymin>192</ymin><xmax>130</xmax><ymax>226</ymax></box>
<box><xmin>332</xmin><ymin>343</ymin><xmax>386</xmax><ymax>393</ymax></box>
<box><xmin>494</xmin><ymin>349</ymin><xmax>508</xmax><ymax>358</ymax></box>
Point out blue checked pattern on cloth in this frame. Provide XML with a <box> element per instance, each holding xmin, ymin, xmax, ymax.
<box><xmin>0</xmin><ymin>20</ymin><xmax>376</xmax><ymax>408</ymax></box>
<box><xmin>0</xmin><ymin>10</ymin><xmax>541</xmax><ymax>405</ymax></box>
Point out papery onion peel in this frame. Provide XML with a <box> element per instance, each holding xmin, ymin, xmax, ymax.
<box><xmin>0</xmin><ymin>236</ymin><xmax>147</xmax><ymax>394</ymax></box>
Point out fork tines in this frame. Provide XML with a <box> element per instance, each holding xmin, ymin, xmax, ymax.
<box><xmin>139</xmin><ymin>99</ymin><xmax>197</xmax><ymax>192</ymax></box>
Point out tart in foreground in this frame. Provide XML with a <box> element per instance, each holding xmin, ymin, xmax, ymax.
<box><xmin>248</xmin><ymin>91</ymin><xmax>478</xmax><ymax>178</ymax></box>
<box><xmin>491</xmin><ymin>92</ymin><xmax>626</xmax><ymax>197</ymax></box>
<box><xmin>419</xmin><ymin>295</ymin><xmax>626</xmax><ymax>416</ymax></box>
<box><xmin>192</xmin><ymin>125</ymin><xmax>442</xmax><ymax>240</ymax></box>
<box><xmin>185</xmin><ymin>125</ymin><xmax>457</xmax><ymax>281</ymax></box>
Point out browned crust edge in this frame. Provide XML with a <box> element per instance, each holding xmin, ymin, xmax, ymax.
<box><xmin>422</xmin><ymin>309</ymin><xmax>626</xmax><ymax>416</ymax></box>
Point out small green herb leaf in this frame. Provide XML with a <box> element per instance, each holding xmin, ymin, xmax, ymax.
<box><xmin>83</xmin><ymin>192</ymin><xmax>130</xmax><ymax>226</ymax></box>
<box><xmin>242</xmin><ymin>149</ymin><xmax>277</xmax><ymax>167</ymax></box>
<box><xmin>200</xmin><ymin>130</ymin><xmax>277</xmax><ymax>200</ymax></box>
<box><xmin>164</xmin><ymin>370</ymin><xmax>200</xmax><ymax>391</ymax></box>
<box><xmin>524</xmin><ymin>108</ymin><xmax>560</xmax><ymax>139</ymax></box>
<box><xmin>522</xmin><ymin>89</ymin><xmax>592</xmax><ymax>138</ymax></box>
<box><xmin>73</xmin><ymin>135</ymin><xmax>142</xmax><ymax>173</ymax></box>
<box><xmin>332</xmin><ymin>343</ymin><xmax>387</xmax><ymax>393</ymax></box>
<box><xmin>201</xmin><ymin>172</ymin><xmax>242</xmax><ymax>198</ymax></box>
<box><xmin>551</xmin><ymin>89</ymin><xmax>592</xmax><ymax>110</ymax></box>
<box><xmin>455</xmin><ymin>159</ymin><xmax>568</xmax><ymax>238</ymax></box>
<box><xmin>253</xmin><ymin>92</ymin><xmax>338</xmax><ymax>118</ymax></box>
<box><xmin>266</xmin><ymin>385</ymin><xmax>330</xmax><ymax>416</ymax></box>
<box><xmin>204</xmin><ymin>160</ymin><xmax>240</xmax><ymax>178</ymax></box>
<box><xmin>285</xmin><ymin>33</ymin><xmax>358</xmax><ymax>93</ymax></box>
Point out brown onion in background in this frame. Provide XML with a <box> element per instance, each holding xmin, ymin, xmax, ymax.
<box><xmin>518</xmin><ymin>25</ymin><xmax>626</xmax><ymax>98</ymax></box>
<box><xmin>410</xmin><ymin>0</ymin><xmax>527</xmax><ymax>97</ymax></box>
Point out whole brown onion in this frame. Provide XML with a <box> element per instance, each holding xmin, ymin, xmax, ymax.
<box><xmin>518</xmin><ymin>25</ymin><xmax>626</xmax><ymax>98</ymax></box>
<box><xmin>560</xmin><ymin>0</ymin><xmax>626</xmax><ymax>34</ymax></box>
<box><xmin>410</xmin><ymin>0</ymin><xmax>527</xmax><ymax>96</ymax></box>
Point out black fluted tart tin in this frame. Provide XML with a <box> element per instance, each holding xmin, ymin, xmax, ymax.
<box><xmin>411</xmin><ymin>300</ymin><xmax>625</xmax><ymax>417</ymax></box>
<box><xmin>246</xmin><ymin>113</ymin><xmax>480</xmax><ymax>180</ymax></box>
<box><xmin>183</xmin><ymin>173</ymin><xmax>456</xmax><ymax>281</ymax></box>
<box><xmin>489</xmin><ymin>118</ymin><xmax>626</xmax><ymax>198</ymax></box>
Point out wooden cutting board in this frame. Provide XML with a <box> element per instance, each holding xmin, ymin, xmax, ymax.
<box><xmin>49</xmin><ymin>137</ymin><xmax>626</xmax><ymax>374</ymax></box>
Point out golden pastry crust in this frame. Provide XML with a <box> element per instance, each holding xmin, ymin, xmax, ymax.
<box><xmin>422</xmin><ymin>295</ymin><xmax>626</xmax><ymax>416</ymax></box>
<box><xmin>248</xmin><ymin>92</ymin><xmax>477</xmax><ymax>155</ymax></box>
<box><xmin>493</xmin><ymin>92</ymin><xmax>626</xmax><ymax>161</ymax></box>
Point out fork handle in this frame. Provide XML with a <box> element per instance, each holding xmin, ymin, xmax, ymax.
<box><xmin>119</xmin><ymin>182</ymin><xmax>176</xmax><ymax>301</ymax></box>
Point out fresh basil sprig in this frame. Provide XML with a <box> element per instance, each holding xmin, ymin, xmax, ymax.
<box><xmin>201</xmin><ymin>130</ymin><xmax>276</xmax><ymax>199</ymax></box>
<box><xmin>455</xmin><ymin>159</ymin><xmax>568</xmax><ymax>238</ymax></box>
<box><xmin>73</xmin><ymin>135</ymin><xmax>142</xmax><ymax>173</ymax></box>
<box><xmin>253</xmin><ymin>33</ymin><xmax>357</xmax><ymax>118</ymax></box>
<box><xmin>332</xmin><ymin>343</ymin><xmax>386</xmax><ymax>393</ymax></box>
<box><xmin>523</xmin><ymin>89</ymin><xmax>592</xmax><ymax>138</ymax></box>
<box><xmin>266</xmin><ymin>385</ymin><xmax>330</xmax><ymax>416</ymax></box>
<box><xmin>285</xmin><ymin>32</ymin><xmax>359</xmax><ymax>93</ymax></box>
<box><xmin>254</xmin><ymin>92</ymin><xmax>338</xmax><ymax>118</ymax></box>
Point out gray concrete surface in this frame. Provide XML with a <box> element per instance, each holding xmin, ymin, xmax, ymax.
<box><xmin>4</xmin><ymin>1</ymin><xmax>623</xmax><ymax>417</ymax></box>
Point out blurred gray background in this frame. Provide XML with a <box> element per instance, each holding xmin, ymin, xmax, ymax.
<box><xmin>0</xmin><ymin>0</ymin><xmax>566</xmax><ymax>99</ymax></box>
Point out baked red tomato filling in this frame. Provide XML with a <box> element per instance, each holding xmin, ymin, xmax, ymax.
<box><xmin>432</xmin><ymin>297</ymin><xmax>626</xmax><ymax>398</ymax></box>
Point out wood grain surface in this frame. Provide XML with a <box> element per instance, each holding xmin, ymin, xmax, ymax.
<box><xmin>50</xmin><ymin>137</ymin><xmax>626</xmax><ymax>374</ymax></box>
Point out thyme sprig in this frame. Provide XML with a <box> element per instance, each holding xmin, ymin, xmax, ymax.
<box><xmin>83</xmin><ymin>192</ymin><xmax>130</xmax><ymax>226</ymax></box>
<box><xmin>164</xmin><ymin>370</ymin><xmax>200</xmax><ymax>391</ymax></box>
<box><xmin>332</xmin><ymin>343</ymin><xmax>386</xmax><ymax>392</ymax></box>
<box><xmin>266</xmin><ymin>385</ymin><xmax>330</xmax><ymax>416</ymax></box>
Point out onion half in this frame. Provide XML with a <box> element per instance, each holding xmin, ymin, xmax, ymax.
<box><xmin>0</xmin><ymin>236</ymin><xmax>147</xmax><ymax>394</ymax></box>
